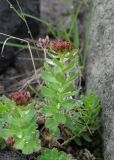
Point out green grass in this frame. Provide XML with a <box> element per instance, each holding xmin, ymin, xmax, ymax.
<box><xmin>2</xmin><ymin>0</ymin><xmax>91</xmax><ymax>70</ymax></box>
<box><xmin>82</xmin><ymin>1</ymin><xmax>93</xmax><ymax>69</ymax></box>
<box><xmin>0</xmin><ymin>41</ymin><xmax>39</xmax><ymax>50</ymax></box>
<box><xmin>4</xmin><ymin>0</ymin><xmax>85</xmax><ymax>47</ymax></box>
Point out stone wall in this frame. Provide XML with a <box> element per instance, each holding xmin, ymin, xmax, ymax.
<box><xmin>40</xmin><ymin>0</ymin><xmax>73</xmax><ymax>35</ymax></box>
<box><xmin>86</xmin><ymin>0</ymin><xmax>114</xmax><ymax>159</ymax></box>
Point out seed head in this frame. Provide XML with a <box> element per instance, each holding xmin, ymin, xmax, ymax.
<box><xmin>37</xmin><ymin>35</ymin><xmax>50</xmax><ymax>51</ymax></box>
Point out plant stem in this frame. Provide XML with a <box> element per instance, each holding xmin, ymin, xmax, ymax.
<box><xmin>61</xmin><ymin>135</ymin><xmax>77</xmax><ymax>146</ymax></box>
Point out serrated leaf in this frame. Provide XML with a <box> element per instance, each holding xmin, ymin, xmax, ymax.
<box><xmin>0</xmin><ymin>100</ymin><xmax>41</xmax><ymax>155</ymax></box>
<box><xmin>14</xmin><ymin>139</ymin><xmax>25</xmax><ymax>150</ymax></box>
<box><xmin>51</xmin><ymin>148</ymin><xmax>59</xmax><ymax>157</ymax></box>
<box><xmin>59</xmin><ymin>154</ymin><xmax>68</xmax><ymax>160</ymax></box>
<box><xmin>38</xmin><ymin>148</ymin><xmax>69</xmax><ymax>160</ymax></box>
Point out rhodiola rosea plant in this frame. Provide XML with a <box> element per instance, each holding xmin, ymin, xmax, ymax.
<box><xmin>39</xmin><ymin>37</ymin><xmax>101</xmax><ymax>145</ymax></box>
<box><xmin>0</xmin><ymin>36</ymin><xmax>100</xmax><ymax>159</ymax></box>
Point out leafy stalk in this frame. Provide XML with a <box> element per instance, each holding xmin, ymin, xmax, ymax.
<box><xmin>40</xmin><ymin>41</ymin><xmax>100</xmax><ymax>144</ymax></box>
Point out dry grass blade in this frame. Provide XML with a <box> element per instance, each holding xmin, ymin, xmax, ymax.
<box><xmin>0</xmin><ymin>33</ymin><xmax>37</xmax><ymax>79</ymax></box>
<box><xmin>1</xmin><ymin>37</ymin><xmax>11</xmax><ymax>57</ymax></box>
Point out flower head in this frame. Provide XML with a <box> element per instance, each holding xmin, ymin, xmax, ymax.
<box><xmin>51</xmin><ymin>40</ymin><xmax>75</xmax><ymax>53</ymax></box>
<box><xmin>11</xmin><ymin>91</ymin><xmax>31</xmax><ymax>105</ymax></box>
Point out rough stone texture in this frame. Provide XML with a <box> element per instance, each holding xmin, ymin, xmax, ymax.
<box><xmin>86</xmin><ymin>0</ymin><xmax>114</xmax><ymax>160</ymax></box>
<box><xmin>0</xmin><ymin>0</ymin><xmax>40</xmax><ymax>73</ymax></box>
<box><xmin>0</xmin><ymin>0</ymin><xmax>40</xmax><ymax>93</ymax></box>
<box><xmin>0</xmin><ymin>0</ymin><xmax>39</xmax><ymax>35</ymax></box>
<box><xmin>40</xmin><ymin>0</ymin><xmax>73</xmax><ymax>35</ymax></box>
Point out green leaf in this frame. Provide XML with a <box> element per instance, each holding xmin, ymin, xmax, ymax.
<box><xmin>62</xmin><ymin>99</ymin><xmax>76</xmax><ymax>110</ymax></box>
<box><xmin>14</xmin><ymin>139</ymin><xmax>25</xmax><ymax>150</ymax></box>
<box><xmin>56</xmin><ymin>74</ymin><xmax>65</xmax><ymax>84</ymax></box>
<box><xmin>41</xmin><ymin>86</ymin><xmax>56</xmax><ymax>98</ymax></box>
<box><xmin>64</xmin><ymin>50</ymin><xmax>77</xmax><ymax>58</ymax></box>
<box><xmin>59</xmin><ymin>155</ymin><xmax>68</xmax><ymax>160</ymax></box>
<box><xmin>62</xmin><ymin>58</ymin><xmax>78</xmax><ymax>73</ymax></box>
<box><xmin>81</xmin><ymin>93</ymin><xmax>100</xmax><ymax>110</ymax></box>
<box><xmin>62</xmin><ymin>60</ymin><xmax>76</xmax><ymax>73</ymax></box>
<box><xmin>89</xmin><ymin>120</ymin><xmax>101</xmax><ymax>131</ymax></box>
<box><xmin>0</xmin><ymin>129</ymin><xmax>16</xmax><ymax>139</ymax></box>
<box><xmin>0</xmin><ymin>100</ymin><xmax>41</xmax><ymax>155</ymax></box>
<box><xmin>38</xmin><ymin>148</ymin><xmax>69</xmax><ymax>160</ymax></box>
<box><xmin>45</xmin><ymin>118</ymin><xmax>58</xmax><ymax>129</ymax></box>
<box><xmin>47</xmin><ymin>82</ymin><xmax>60</xmax><ymax>91</ymax></box>
<box><xmin>0</xmin><ymin>138</ymin><xmax>6</xmax><ymax>149</ymax></box>
<box><xmin>66</xmin><ymin>72</ymin><xmax>79</xmax><ymax>83</ymax></box>
<box><xmin>55</xmin><ymin>113</ymin><xmax>66</xmax><ymax>124</ymax></box>
<box><xmin>65</xmin><ymin>117</ymin><xmax>76</xmax><ymax>133</ymax></box>
<box><xmin>71</xmin><ymin>17</ymin><xmax>79</xmax><ymax>48</ymax></box>
<box><xmin>62</xmin><ymin>84</ymin><xmax>74</xmax><ymax>93</ymax></box>
<box><xmin>54</xmin><ymin>59</ymin><xmax>63</xmax><ymax>69</ymax></box>
<box><xmin>51</xmin><ymin>148</ymin><xmax>59</xmax><ymax>157</ymax></box>
<box><xmin>82</xmin><ymin>134</ymin><xmax>92</xmax><ymax>142</ymax></box>
<box><xmin>51</xmin><ymin>127</ymin><xmax>60</xmax><ymax>139</ymax></box>
<box><xmin>41</xmin><ymin>71</ymin><xmax>58</xmax><ymax>83</ymax></box>
<box><xmin>45</xmin><ymin>119</ymin><xmax>60</xmax><ymax>138</ymax></box>
<box><xmin>63</xmin><ymin>90</ymin><xmax>79</xmax><ymax>97</ymax></box>
<box><xmin>75</xmin><ymin>137</ymin><xmax>82</xmax><ymax>146</ymax></box>
<box><xmin>41</xmin><ymin>107</ymin><xmax>56</xmax><ymax>116</ymax></box>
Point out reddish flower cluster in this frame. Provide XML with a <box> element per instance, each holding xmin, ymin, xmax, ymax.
<box><xmin>6</xmin><ymin>137</ymin><xmax>15</xmax><ymax>146</ymax></box>
<box><xmin>51</xmin><ymin>40</ymin><xmax>75</xmax><ymax>52</ymax></box>
<box><xmin>11</xmin><ymin>91</ymin><xmax>31</xmax><ymax>105</ymax></box>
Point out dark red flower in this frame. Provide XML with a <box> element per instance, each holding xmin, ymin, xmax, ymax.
<box><xmin>6</xmin><ymin>137</ymin><xmax>15</xmax><ymax>146</ymax></box>
<box><xmin>11</xmin><ymin>91</ymin><xmax>31</xmax><ymax>105</ymax></box>
<box><xmin>51</xmin><ymin>40</ymin><xmax>75</xmax><ymax>52</ymax></box>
